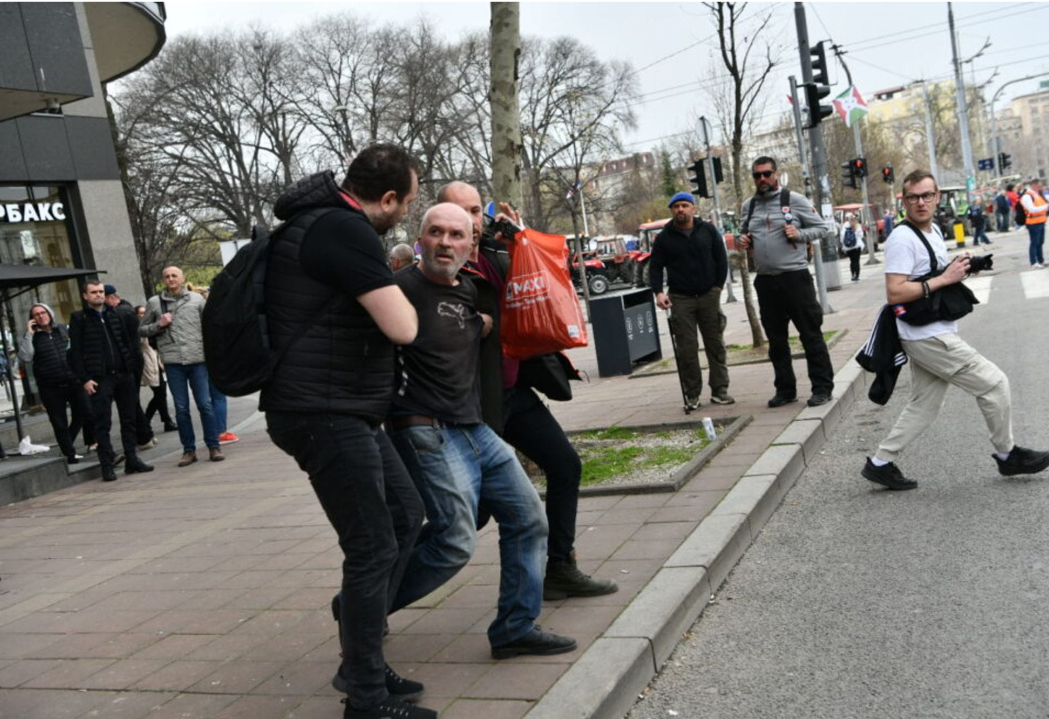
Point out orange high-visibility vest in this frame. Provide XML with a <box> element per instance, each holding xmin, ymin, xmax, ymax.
<box><xmin>1025</xmin><ymin>190</ymin><xmax>1048</xmax><ymax>225</ymax></box>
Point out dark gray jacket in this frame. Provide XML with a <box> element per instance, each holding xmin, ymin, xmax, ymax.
<box><xmin>741</xmin><ymin>187</ymin><xmax>828</xmax><ymax>275</ymax></box>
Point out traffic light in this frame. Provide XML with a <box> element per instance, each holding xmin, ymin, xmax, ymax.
<box><xmin>998</xmin><ymin>151</ymin><xmax>1012</xmax><ymax>170</ymax></box>
<box><xmin>881</xmin><ymin>165</ymin><xmax>894</xmax><ymax>184</ymax></box>
<box><xmin>688</xmin><ymin>159</ymin><xmax>709</xmax><ymax>198</ymax></box>
<box><xmin>842</xmin><ymin>160</ymin><xmax>857</xmax><ymax>189</ymax></box>
<box><xmin>712</xmin><ymin>156</ymin><xmax>724</xmax><ymax>184</ymax></box>
<box><xmin>851</xmin><ymin>157</ymin><xmax>868</xmax><ymax>178</ymax></box>
<box><xmin>803</xmin><ymin>41</ymin><xmax>833</xmax><ymax>128</ymax></box>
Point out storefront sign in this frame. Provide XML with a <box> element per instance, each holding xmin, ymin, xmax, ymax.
<box><xmin>0</xmin><ymin>202</ymin><xmax>66</xmax><ymax>223</ymax></box>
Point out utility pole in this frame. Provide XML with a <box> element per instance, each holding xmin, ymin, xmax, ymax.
<box><xmin>948</xmin><ymin>2</ymin><xmax>976</xmax><ymax>205</ymax></box>
<box><xmin>831</xmin><ymin>44</ymin><xmax>879</xmax><ymax>265</ymax></box>
<box><xmin>700</xmin><ymin>116</ymin><xmax>737</xmax><ymax>303</ymax></box>
<box><xmin>920</xmin><ymin>81</ymin><xmax>940</xmax><ymax>180</ymax></box>
<box><xmin>795</xmin><ymin>2</ymin><xmax>836</xmax><ymax>310</ymax></box>
<box><xmin>788</xmin><ymin>76</ymin><xmax>812</xmax><ymax>200</ymax></box>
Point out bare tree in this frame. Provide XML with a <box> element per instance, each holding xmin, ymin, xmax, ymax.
<box><xmin>705</xmin><ymin>1</ymin><xmax>780</xmax><ymax>348</ymax></box>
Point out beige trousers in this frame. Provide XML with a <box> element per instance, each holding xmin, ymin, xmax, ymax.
<box><xmin>875</xmin><ymin>332</ymin><xmax>1013</xmax><ymax>462</ymax></box>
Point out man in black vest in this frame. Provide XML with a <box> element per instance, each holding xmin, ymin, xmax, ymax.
<box><xmin>649</xmin><ymin>191</ymin><xmax>732</xmax><ymax>410</ymax></box>
<box><xmin>68</xmin><ymin>280</ymin><xmax>153</xmax><ymax>482</ymax></box>
<box><xmin>262</xmin><ymin>145</ymin><xmax>433</xmax><ymax>719</ymax></box>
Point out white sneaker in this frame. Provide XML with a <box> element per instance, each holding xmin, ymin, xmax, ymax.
<box><xmin>684</xmin><ymin>395</ymin><xmax>701</xmax><ymax>411</ymax></box>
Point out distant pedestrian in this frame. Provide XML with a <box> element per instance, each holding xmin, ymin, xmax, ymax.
<box><xmin>1006</xmin><ymin>183</ymin><xmax>1021</xmax><ymax>229</ymax></box>
<box><xmin>967</xmin><ymin>202</ymin><xmax>991</xmax><ymax>246</ymax></box>
<box><xmin>737</xmin><ymin>156</ymin><xmax>834</xmax><ymax>408</ymax></box>
<box><xmin>882</xmin><ymin>207</ymin><xmax>894</xmax><ymax>242</ymax></box>
<box><xmin>650</xmin><ymin>191</ymin><xmax>733</xmax><ymax>410</ymax></box>
<box><xmin>994</xmin><ymin>190</ymin><xmax>1010</xmax><ymax>232</ymax></box>
<box><xmin>862</xmin><ymin>169</ymin><xmax>1049</xmax><ymax>490</ymax></box>
<box><xmin>69</xmin><ymin>281</ymin><xmax>153</xmax><ymax>482</ymax></box>
<box><xmin>135</xmin><ymin>305</ymin><xmax>177</xmax><ymax>432</ymax></box>
<box><xmin>839</xmin><ymin>213</ymin><xmax>865</xmax><ymax>282</ymax></box>
<box><xmin>139</xmin><ymin>266</ymin><xmax>224</xmax><ymax>466</ymax></box>
<box><xmin>1021</xmin><ymin>178</ymin><xmax>1048</xmax><ymax>268</ymax></box>
<box><xmin>388</xmin><ymin>243</ymin><xmax>415</xmax><ymax>271</ymax></box>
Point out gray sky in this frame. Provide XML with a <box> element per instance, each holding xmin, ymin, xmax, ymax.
<box><xmin>162</xmin><ymin>1</ymin><xmax>1049</xmax><ymax>154</ymax></box>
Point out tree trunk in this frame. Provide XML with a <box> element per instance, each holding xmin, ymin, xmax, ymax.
<box><xmin>489</xmin><ymin>3</ymin><xmax>523</xmax><ymax>211</ymax></box>
<box><xmin>731</xmin><ymin>134</ymin><xmax>763</xmax><ymax>347</ymax></box>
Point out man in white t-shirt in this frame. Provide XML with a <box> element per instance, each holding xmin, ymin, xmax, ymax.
<box><xmin>862</xmin><ymin>169</ymin><xmax>1049</xmax><ymax>490</ymax></box>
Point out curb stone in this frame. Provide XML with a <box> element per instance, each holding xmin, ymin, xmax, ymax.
<box><xmin>523</xmin><ymin>355</ymin><xmax>870</xmax><ymax>719</ymax></box>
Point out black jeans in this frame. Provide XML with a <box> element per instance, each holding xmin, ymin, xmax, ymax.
<box><xmin>754</xmin><ymin>270</ymin><xmax>835</xmax><ymax>398</ymax></box>
<box><xmin>846</xmin><ymin>248</ymin><xmax>862</xmax><ymax>280</ymax></box>
<box><xmin>38</xmin><ymin>383</ymin><xmax>95</xmax><ymax>459</ymax></box>
<box><xmin>266</xmin><ymin>411</ymin><xmax>423</xmax><ymax>710</ymax></box>
<box><xmin>502</xmin><ymin>387</ymin><xmax>582</xmax><ymax>562</ymax></box>
<box><xmin>145</xmin><ymin>376</ymin><xmax>174</xmax><ymax>425</ymax></box>
<box><xmin>89</xmin><ymin>372</ymin><xmax>140</xmax><ymax>468</ymax></box>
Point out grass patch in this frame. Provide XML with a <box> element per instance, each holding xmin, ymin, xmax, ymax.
<box><xmin>578</xmin><ymin>426</ymin><xmax>638</xmax><ymax>441</ymax></box>
<box><xmin>573</xmin><ymin>428</ymin><xmax>713</xmax><ymax>487</ymax></box>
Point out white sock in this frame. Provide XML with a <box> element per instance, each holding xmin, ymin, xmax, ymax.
<box><xmin>995</xmin><ymin>451</ymin><xmax>1010</xmax><ymax>461</ymax></box>
<box><xmin>870</xmin><ymin>457</ymin><xmax>889</xmax><ymax>467</ymax></box>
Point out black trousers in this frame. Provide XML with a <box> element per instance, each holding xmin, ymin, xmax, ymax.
<box><xmin>145</xmin><ymin>377</ymin><xmax>174</xmax><ymax>425</ymax></box>
<box><xmin>502</xmin><ymin>387</ymin><xmax>582</xmax><ymax>561</ymax></box>
<box><xmin>754</xmin><ymin>269</ymin><xmax>835</xmax><ymax>398</ymax></box>
<box><xmin>38</xmin><ymin>383</ymin><xmax>95</xmax><ymax>459</ymax></box>
<box><xmin>89</xmin><ymin>372</ymin><xmax>140</xmax><ymax>467</ymax></box>
<box><xmin>846</xmin><ymin>249</ymin><xmax>862</xmax><ymax>279</ymax></box>
<box><xmin>266</xmin><ymin>411</ymin><xmax>423</xmax><ymax>710</ymax></box>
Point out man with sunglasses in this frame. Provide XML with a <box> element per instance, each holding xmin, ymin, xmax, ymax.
<box><xmin>738</xmin><ymin>156</ymin><xmax>834</xmax><ymax>408</ymax></box>
<box><xmin>862</xmin><ymin>169</ymin><xmax>1049</xmax><ymax>491</ymax></box>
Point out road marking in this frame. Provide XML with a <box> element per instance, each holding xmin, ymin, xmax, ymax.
<box><xmin>1021</xmin><ymin>269</ymin><xmax>1049</xmax><ymax>299</ymax></box>
<box><xmin>966</xmin><ymin>275</ymin><xmax>993</xmax><ymax>305</ymax></box>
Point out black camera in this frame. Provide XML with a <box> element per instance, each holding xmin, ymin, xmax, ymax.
<box><xmin>967</xmin><ymin>254</ymin><xmax>993</xmax><ymax>273</ymax></box>
<box><xmin>484</xmin><ymin>213</ymin><xmax>521</xmax><ymax>241</ymax></box>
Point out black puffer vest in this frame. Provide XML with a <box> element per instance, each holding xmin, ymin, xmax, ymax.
<box><xmin>259</xmin><ymin>171</ymin><xmax>395</xmax><ymax>423</ymax></box>
<box><xmin>31</xmin><ymin>326</ymin><xmax>77</xmax><ymax>387</ymax></box>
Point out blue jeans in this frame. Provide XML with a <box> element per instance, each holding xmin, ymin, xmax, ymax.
<box><xmin>389</xmin><ymin>422</ymin><xmax>548</xmax><ymax>647</ymax></box>
<box><xmin>972</xmin><ymin>225</ymin><xmax>990</xmax><ymax>245</ymax></box>
<box><xmin>1028</xmin><ymin>223</ymin><xmax>1045</xmax><ymax>265</ymax></box>
<box><xmin>166</xmin><ymin>362</ymin><xmax>219</xmax><ymax>452</ymax></box>
<box><xmin>209</xmin><ymin>379</ymin><xmax>228</xmax><ymax>433</ymax></box>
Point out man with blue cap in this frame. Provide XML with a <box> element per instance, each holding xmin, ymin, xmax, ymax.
<box><xmin>649</xmin><ymin>191</ymin><xmax>732</xmax><ymax>410</ymax></box>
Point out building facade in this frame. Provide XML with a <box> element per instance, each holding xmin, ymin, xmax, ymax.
<box><xmin>0</xmin><ymin>2</ymin><xmax>165</xmax><ymax>329</ymax></box>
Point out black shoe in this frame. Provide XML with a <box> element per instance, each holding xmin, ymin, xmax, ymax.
<box><xmin>332</xmin><ymin>664</ymin><xmax>425</xmax><ymax>702</ymax></box>
<box><xmin>342</xmin><ymin>697</ymin><xmax>436</xmax><ymax>719</ymax></box>
<box><xmin>491</xmin><ymin>626</ymin><xmax>577</xmax><ymax>659</ymax></box>
<box><xmin>544</xmin><ymin>555</ymin><xmax>618</xmax><ymax>600</ymax></box>
<box><xmin>66</xmin><ymin>456</ymin><xmax>80</xmax><ymax>465</ymax></box>
<box><xmin>163</xmin><ymin>422</ymin><xmax>178</xmax><ymax>432</ymax></box>
<box><xmin>994</xmin><ymin>446</ymin><xmax>1049</xmax><ymax>477</ymax></box>
<box><xmin>767</xmin><ymin>394</ymin><xmax>797</xmax><ymax>408</ymax></box>
<box><xmin>101</xmin><ymin>465</ymin><xmax>118</xmax><ymax>482</ymax></box>
<box><xmin>861</xmin><ymin>458</ymin><xmax>917</xmax><ymax>490</ymax></box>
<box><xmin>807</xmin><ymin>392</ymin><xmax>832</xmax><ymax>407</ymax></box>
<box><xmin>125</xmin><ymin>458</ymin><xmax>154</xmax><ymax>475</ymax></box>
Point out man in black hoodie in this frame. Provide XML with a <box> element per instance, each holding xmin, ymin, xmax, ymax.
<box><xmin>262</xmin><ymin>145</ymin><xmax>433</xmax><ymax>719</ymax></box>
<box><xmin>18</xmin><ymin>304</ymin><xmax>95</xmax><ymax>464</ymax></box>
<box><xmin>68</xmin><ymin>281</ymin><xmax>153</xmax><ymax>481</ymax></box>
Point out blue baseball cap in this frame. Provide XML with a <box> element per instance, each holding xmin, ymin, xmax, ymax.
<box><xmin>668</xmin><ymin>192</ymin><xmax>695</xmax><ymax>208</ymax></box>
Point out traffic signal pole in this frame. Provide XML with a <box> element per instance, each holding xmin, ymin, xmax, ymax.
<box><xmin>788</xmin><ymin>76</ymin><xmax>813</xmax><ymax>200</ymax></box>
<box><xmin>948</xmin><ymin>2</ymin><xmax>977</xmax><ymax>206</ymax></box>
<box><xmin>699</xmin><ymin>116</ymin><xmax>737</xmax><ymax>303</ymax></box>
<box><xmin>794</xmin><ymin>2</ymin><xmax>836</xmax><ymax>311</ymax></box>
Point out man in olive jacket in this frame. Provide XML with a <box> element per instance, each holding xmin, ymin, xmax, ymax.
<box><xmin>139</xmin><ymin>266</ymin><xmax>222</xmax><ymax>466</ymax></box>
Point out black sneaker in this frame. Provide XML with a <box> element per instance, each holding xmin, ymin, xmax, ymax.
<box><xmin>332</xmin><ymin>664</ymin><xmax>424</xmax><ymax>702</ymax></box>
<box><xmin>807</xmin><ymin>392</ymin><xmax>832</xmax><ymax>407</ymax></box>
<box><xmin>125</xmin><ymin>458</ymin><xmax>154</xmax><ymax>475</ymax></box>
<box><xmin>861</xmin><ymin>458</ymin><xmax>917</xmax><ymax>490</ymax></box>
<box><xmin>767</xmin><ymin>394</ymin><xmax>797</xmax><ymax>408</ymax></box>
<box><xmin>994</xmin><ymin>446</ymin><xmax>1049</xmax><ymax>477</ymax></box>
<box><xmin>544</xmin><ymin>556</ymin><xmax>618</xmax><ymax>600</ymax></box>
<box><xmin>491</xmin><ymin>626</ymin><xmax>577</xmax><ymax>659</ymax></box>
<box><xmin>101</xmin><ymin>465</ymin><xmax>118</xmax><ymax>482</ymax></box>
<box><xmin>342</xmin><ymin>697</ymin><xmax>436</xmax><ymax>719</ymax></box>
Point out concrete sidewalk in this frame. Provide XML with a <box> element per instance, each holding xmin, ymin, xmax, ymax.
<box><xmin>0</xmin><ymin>245</ymin><xmax>1014</xmax><ymax>719</ymax></box>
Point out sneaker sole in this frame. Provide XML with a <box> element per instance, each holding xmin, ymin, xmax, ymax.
<box><xmin>330</xmin><ymin>672</ymin><xmax>423</xmax><ymax>702</ymax></box>
<box><xmin>710</xmin><ymin>397</ymin><xmax>735</xmax><ymax>405</ymax></box>
<box><xmin>998</xmin><ymin>454</ymin><xmax>1049</xmax><ymax>477</ymax></box>
<box><xmin>861</xmin><ymin>465</ymin><xmax>917</xmax><ymax>490</ymax></box>
<box><xmin>491</xmin><ymin>640</ymin><xmax>578</xmax><ymax>660</ymax></box>
<box><xmin>543</xmin><ymin>582</ymin><xmax>619</xmax><ymax>601</ymax></box>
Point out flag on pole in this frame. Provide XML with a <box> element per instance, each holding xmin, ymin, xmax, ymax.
<box><xmin>565</xmin><ymin>180</ymin><xmax>581</xmax><ymax>201</ymax></box>
<box><xmin>832</xmin><ymin>86</ymin><xmax>869</xmax><ymax>128</ymax></box>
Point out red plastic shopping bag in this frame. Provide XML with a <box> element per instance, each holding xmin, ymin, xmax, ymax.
<box><xmin>500</xmin><ymin>228</ymin><xmax>589</xmax><ymax>360</ymax></box>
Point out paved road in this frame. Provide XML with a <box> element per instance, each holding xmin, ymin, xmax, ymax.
<box><xmin>626</xmin><ymin>257</ymin><xmax>1049</xmax><ymax>719</ymax></box>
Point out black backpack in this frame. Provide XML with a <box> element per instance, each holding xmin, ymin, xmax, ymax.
<box><xmin>1015</xmin><ymin>195</ymin><xmax>1028</xmax><ymax>226</ymax></box>
<box><xmin>202</xmin><ymin>214</ymin><xmax>333</xmax><ymax>396</ymax></box>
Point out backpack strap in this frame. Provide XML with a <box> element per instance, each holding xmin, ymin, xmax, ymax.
<box><xmin>742</xmin><ymin>188</ymin><xmax>795</xmax><ymax>235</ymax></box>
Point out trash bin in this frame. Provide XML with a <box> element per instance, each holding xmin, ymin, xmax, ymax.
<box><xmin>590</xmin><ymin>288</ymin><xmax>662</xmax><ymax>377</ymax></box>
<box><xmin>819</xmin><ymin>230</ymin><xmax>842</xmax><ymax>290</ymax></box>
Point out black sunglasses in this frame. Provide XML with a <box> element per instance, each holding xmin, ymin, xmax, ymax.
<box><xmin>752</xmin><ymin>170</ymin><xmax>774</xmax><ymax>179</ymax></box>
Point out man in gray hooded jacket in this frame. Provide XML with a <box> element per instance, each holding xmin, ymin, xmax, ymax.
<box><xmin>738</xmin><ymin>156</ymin><xmax>834</xmax><ymax>408</ymax></box>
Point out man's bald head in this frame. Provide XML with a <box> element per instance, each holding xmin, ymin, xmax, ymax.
<box><xmin>388</xmin><ymin>243</ymin><xmax>415</xmax><ymax>271</ymax></box>
<box><xmin>437</xmin><ymin>181</ymin><xmax>484</xmax><ymax>241</ymax></box>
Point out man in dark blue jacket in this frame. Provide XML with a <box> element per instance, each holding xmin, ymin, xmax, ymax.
<box><xmin>649</xmin><ymin>191</ymin><xmax>732</xmax><ymax>410</ymax></box>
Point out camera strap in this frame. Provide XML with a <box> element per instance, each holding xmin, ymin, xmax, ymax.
<box><xmin>900</xmin><ymin>220</ymin><xmax>943</xmax><ymax>276</ymax></box>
